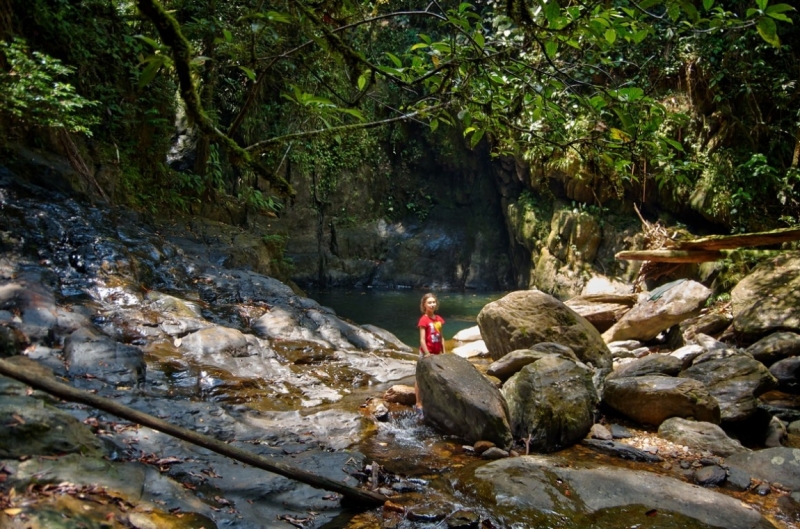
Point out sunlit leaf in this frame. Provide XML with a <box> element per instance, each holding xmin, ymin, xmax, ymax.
<box><xmin>605</xmin><ymin>29</ymin><xmax>617</xmax><ymax>44</ymax></box>
<box><xmin>757</xmin><ymin>16</ymin><xmax>781</xmax><ymax>46</ymax></box>
<box><xmin>470</xmin><ymin>128</ymin><xmax>485</xmax><ymax>147</ymax></box>
<box><xmin>223</xmin><ymin>29</ymin><xmax>232</xmax><ymax>42</ymax></box>
<box><xmin>386</xmin><ymin>52</ymin><xmax>403</xmax><ymax>68</ymax></box>
<box><xmin>239</xmin><ymin>65</ymin><xmax>256</xmax><ymax>81</ymax></box>
<box><xmin>430</xmin><ymin>119</ymin><xmax>439</xmax><ymax>131</ymax></box>
<box><xmin>357</xmin><ymin>70</ymin><xmax>369</xmax><ymax>90</ymax></box>
<box><xmin>544</xmin><ymin>40</ymin><xmax>558</xmax><ymax>58</ymax></box>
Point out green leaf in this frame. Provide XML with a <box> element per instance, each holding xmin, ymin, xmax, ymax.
<box><xmin>768</xmin><ymin>12</ymin><xmax>793</xmax><ymax>22</ymax></box>
<box><xmin>474</xmin><ymin>32</ymin><xmax>485</xmax><ymax>48</ymax></box>
<box><xmin>639</xmin><ymin>0</ymin><xmax>664</xmax><ymax>8</ymax></box>
<box><xmin>488</xmin><ymin>73</ymin><xmax>505</xmax><ymax>84</ymax></box>
<box><xmin>135</xmin><ymin>35</ymin><xmax>162</xmax><ymax>49</ymax></box>
<box><xmin>386</xmin><ymin>52</ymin><xmax>403</xmax><ymax>68</ymax></box>
<box><xmin>410</xmin><ymin>42</ymin><xmax>429</xmax><ymax>51</ymax></box>
<box><xmin>702</xmin><ymin>0</ymin><xmax>714</xmax><ymax>11</ymax></box>
<box><xmin>239</xmin><ymin>66</ymin><xmax>256</xmax><ymax>81</ymax></box>
<box><xmin>458</xmin><ymin>2</ymin><xmax>473</xmax><ymax>13</ymax></box>
<box><xmin>138</xmin><ymin>57</ymin><xmax>163</xmax><ymax>88</ymax></box>
<box><xmin>544</xmin><ymin>40</ymin><xmax>558</xmax><ymax>58</ymax></box>
<box><xmin>335</xmin><ymin>108</ymin><xmax>365</xmax><ymax>121</ymax></box>
<box><xmin>632</xmin><ymin>29</ymin><xmax>648</xmax><ymax>44</ymax></box>
<box><xmin>680</xmin><ymin>1</ymin><xmax>699</xmax><ymax>22</ymax></box>
<box><xmin>419</xmin><ymin>34</ymin><xmax>432</xmax><ymax>44</ymax></box>
<box><xmin>766</xmin><ymin>3</ymin><xmax>796</xmax><ymax>14</ymax></box>
<box><xmin>265</xmin><ymin>10</ymin><xmax>292</xmax><ymax>23</ymax></box>
<box><xmin>663</xmin><ymin>138</ymin><xmax>684</xmax><ymax>151</ymax></box>
<box><xmin>757</xmin><ymin>16</ymin><xmax>781</xmax><ymax>46</ymax></box>
<box><xmin>223</xmin><ymin>29</ymin><xmax>232</xmax><ymax>42</ymax></box>
<box><xmin>470</xmin><ymin>128</ymin><xmax>485</xmax><ymax>148</ymax></box>
<box><xmin>357</xmin><ymin>70</ymin><xmax>370</xmax><ymax>90</ymax></box>
<box><xmin>604</xmin><ymin>29</ymin><xmax>617</xmax><ymax>44</ymax></box>
<box><xmin>756</xmin><ymin>0</ymin><xmax>768</xmax><ymax>10</ymax></box>
<box><xmin>430</xmin><ymin>119</ymin><xmax>439</xmax><ymax>132</ymax></box>
<box><xmin>544</xmin><ymin>0</ymin><xmax>561</xmax><ymax>24</ymax></box>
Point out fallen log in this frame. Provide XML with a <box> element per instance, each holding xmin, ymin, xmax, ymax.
<box><xmin>0</xmin><ymin>358</ymin><xmax>387</xmax><ymax>506</ymax></box>
<box><xmin>673</xmin><ymin>226</ymin><xmax>800</xmax><ymax>251</ymax></box>
<box><xmin>615</xmin><ymin>249</ymin><xmax>724</xmax><ymax>263</ymax></box>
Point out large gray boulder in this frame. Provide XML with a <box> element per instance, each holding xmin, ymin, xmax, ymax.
<box><xmin>502</xmin><ymin>355</ymin><xmax>597</xmax><ymax>452</ymax></box>
<box><xmin>602</xmin><ymin>280</ymin><xmax>711</xmax><ymax>343</ymax></box>
<box><xmin>732</xmin><ymin>252</ymin><xmax>800</xmax><ymax>338</ymax></box>
<box><xmin>658</xmin><ymin>417</ymin><xmax>749</xmax><ymax>457</ymax></box>
<box><xmin>680</xmin><ymin>351</ymin><xmax>778</xmax><ymax>422</ymax></box>
<box><xmin>416</xmin><ymin>354</ymin><xmax>513</xmax><ymax>448</ymax></box>
<box><xmin>472</xmin><ymin>455</ymin><xmax>776</xmax><ymax>528</ymax></box>
<box><xmin>603</xmin><ymin>375</ymin><xmax>720</xmax><ymax>426</ymax></box>
<box><xmin>477</xmin><ymin>290</ymin><xmax>611</xmax><ymax>369</ymax></box>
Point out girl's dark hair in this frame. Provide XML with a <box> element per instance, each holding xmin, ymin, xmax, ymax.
<box><xmin>420</xmin><ymin>292</ymin><xmax>439</xmax><ymax>313</ymax></box>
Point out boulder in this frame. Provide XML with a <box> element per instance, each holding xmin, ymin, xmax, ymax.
<box><xmin>726</xmin><ymin>447</ymin><xmax>800</xmax><ymax>491</ymax></box>
<box><xmin>658</xmin><ymin>417</ymin><xmax>749</xmax><ymax>457</ymax></box>
<box><xmin>471</xmin><ymin>455</ymin><xmax>776</xmax><ymax>528</ymax></box>
<box><xmin>606</xmin><ymin>354</ymin><xmax>682</xmax><ymax>380</ymax></box>
<box><xmin>416</xmin><ymin>354</ymin><xmax>512</xmax><ymax>448</ymax></box>
<box><xmin>679</xmin><ymin>310</ymin><xmax>733</xmax><ymax>343</ymax></box>
<box><xmin>670</xmin><ymin>344</ymin><xmax>705</xmax><ymax>369</ymax></box>
<box><xmin>487</xmin><ymin>344</ymin><xmax>579</xmax><ymax>381</ymax></box>
<box><xmin>746</xmin><ymin>332</ymin><xmax>800</xmax><ymax>366</ymax></box>
<box><xmin>680</xmin><ymin>351</ymin><xmax>778</xmax><ymax>422</ymax></box>
<box><xmin>502</xmin><ymin>355</ymin><xmax>597</xmax><ymax>452</ymax></box>
<box><xmin>383</xmin><ymin>384</ymin><xmax>416</xmax><ymax>405</ymax></box>
<box><xmin>452</xmin><ymin>340</ymin><xmax>489</xmax><ymax>359</ymax></box>
<box><xmin>452</xmin><ymin>326</ymin><xmax>482</xmax><ymax>342</ymax></box>
<box><xmin>602</xmin><ymin>280</ymin><xmax>711</xmax><ymax>343</ymax></box>
<box><xmin>477</xmin><ymin>290</ymin><xmax>611</xmax><ymax>369</ymax></box>
<box><xmin>361</xmin><ymin>324</ymin><xmax>414</xmax><ymax>353</ymax></box>
<box><xmin>732</xmin><ymin>252</ymin><xmax>800</xmax><ymax>337</ymax></box>
<box><xmin>564</xmin><ymin>293</ymin><xmax>637</xmax><ymax>333</ymax></box>
<box><xmin>603</xmin><ymin>375</ymin><xmax>720</xmax><ymax>425</ymax></box>
<box><xmin>770</xmin><ymin>357</ymin><xmax>800</xmax><ymax>394</ymax></box>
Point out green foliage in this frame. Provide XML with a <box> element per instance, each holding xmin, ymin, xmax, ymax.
<box><xmin>0</xmin><ymin>38</ymin><xmax>99</xmax><ymax>134</ymax></box>
<box><xmin>240</xmin><ymin>188</ymin><xmax>284</xmax><ymax>214</ymax></box>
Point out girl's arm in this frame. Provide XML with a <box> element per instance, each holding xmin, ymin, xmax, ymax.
<box><xmin>441</xmin><ymin>325</ymin><xmax>446</xmax><ymax>354</ymax></box>
<box><xmin>419</xmin><ymin>327</ymin><xmax>428</xmax><ymax>355</ymax></box>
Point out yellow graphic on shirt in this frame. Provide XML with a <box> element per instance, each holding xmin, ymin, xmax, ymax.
<box><xmin>433</xmin><ymin>321</ymin><xmax>442</xmax><ymax>333</ymax></box>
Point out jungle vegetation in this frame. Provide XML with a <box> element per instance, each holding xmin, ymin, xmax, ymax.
<box><xmin>0</xmin><ymin>0</ymin><xmax>798</xmax><ymax>232</ymax></box>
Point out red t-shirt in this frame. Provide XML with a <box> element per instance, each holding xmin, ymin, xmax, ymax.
<box><xmin>418</xmin><ymin>314</ymin><xmax>445</xmax><ymax>354</ymax></box>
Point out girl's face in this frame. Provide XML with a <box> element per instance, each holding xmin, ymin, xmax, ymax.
<box><xmin>424</xmin><ymin>297</ymin><xmax>438</xmax><ymax>314</ymax></box>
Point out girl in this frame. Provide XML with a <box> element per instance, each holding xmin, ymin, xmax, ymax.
<box><xmin>416</xmin><ymin>292</ymin><xmax>445</xmax><ymax>411</ymax></box>
<box><xmin>418</xmin><ymin>292</ymin><xmax>446</xmax><ymax>356</ymax></box>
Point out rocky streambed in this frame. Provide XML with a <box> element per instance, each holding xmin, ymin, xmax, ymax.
<box><xmin>0</xmin><ymin>167</ymin><xmax>799</xmax><ymax>528</ymax></box>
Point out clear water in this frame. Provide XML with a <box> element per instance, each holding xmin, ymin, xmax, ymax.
<box><xmin>306</xmin><ymin>289</ymin><xmax>507</xmax><ymax>347</ymax></box>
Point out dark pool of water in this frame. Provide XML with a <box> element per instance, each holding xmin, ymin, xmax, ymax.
<box><xmin>306</xmin><ymin>289</ymin><xmax>507</xmax><ymax>347</ymax></box>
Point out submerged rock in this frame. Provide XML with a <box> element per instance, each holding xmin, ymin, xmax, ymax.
<box><xmin>470</xmin><ymin>455</ymin><xmax>775</xmax><ymax>528</ymax></box>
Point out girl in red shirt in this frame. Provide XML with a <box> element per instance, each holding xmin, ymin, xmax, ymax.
<box><xmin>416</xmin><ymin>292</ymin><xmax>445</xmax><ymax>412</ymax></box>
<box><xmin>418</xmin><ymin>292</ymin><xmax>446</xmax><ymax>356</ymax></box>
